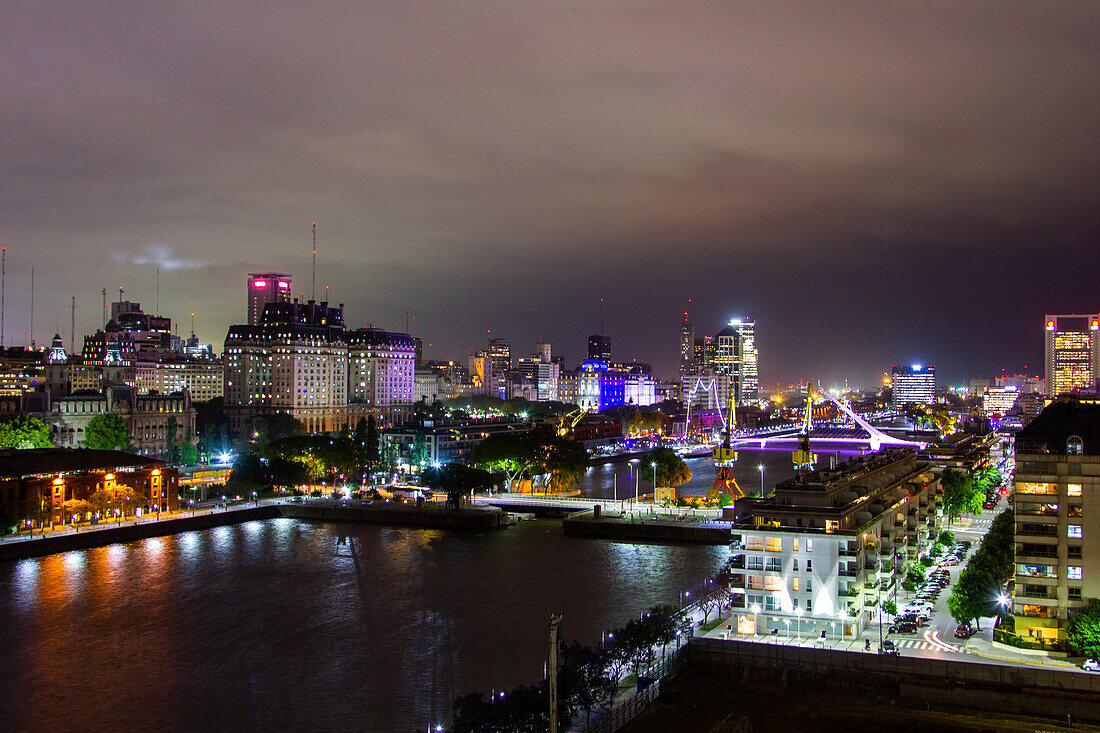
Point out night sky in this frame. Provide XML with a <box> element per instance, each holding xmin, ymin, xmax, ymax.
<box><xmin>2</xmin><ymin>2</ymin><xmax>1098</xmax><ymax>387</ymax></box>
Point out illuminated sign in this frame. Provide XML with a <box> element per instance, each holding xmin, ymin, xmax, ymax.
<box><xmin>278</xmin><ymin>280</ymin><xmax>289</xmax><ymax>289</ymax></box>
<box><xmin>911</xmin><ymin>363</ymin><xmax>923</xmax><ymax>371</ymax></box>
<box><xmin>253</xmin><ymin>280</ymin><xmax>267</xmax><ymax>288</ymax></box>
<box><xmin>1046</xmin><ymin>320</ymin><xmax>1055</xmax><ymax>330</ymax></box>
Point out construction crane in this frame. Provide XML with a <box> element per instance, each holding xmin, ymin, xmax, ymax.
<box><xmin>557</xmin><ymin>408</ymin><xmax>589</xmax><ymax>438</ymax></box>
<box><xmin>707</xmin><ymin>383</ymin><xmax>743</xmax><ymax>500</ymax></box>
<box><xmin>792</xmin><ymin>383</ymin><xmax>818</xmax><ymax>475</ymax></box>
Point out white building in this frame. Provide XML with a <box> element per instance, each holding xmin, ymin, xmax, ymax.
<box><xmin>348</xmin><ymin>327</ymin><xmax>416</xmax><ymax>407</ymax></box>
<box><xmin>729</xmin><ymin>449</ymin><xmax>942</xmax><ymax>638</ymax></box>
<box><xmin>891</xmin><ymin>363</ymin><xmax>936</xmax><ymax>409</ymax></box>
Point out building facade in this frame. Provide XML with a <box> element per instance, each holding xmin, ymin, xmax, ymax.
<box><xmin>1012</xmin><ymin>396</ymin><xmax>1100</xmax><ymax>643</ymax></box>
<box><xmin>51</xmin><ymin>386</ymin><xmax>196</xmax><ymax>460</ymax></box>
<box><xmin>728</xmin><ymin>449</ymin><xmax>942</xmax><ymax>638</ymax></box>
<box><xmin>714</xmin><ymin>318</ymin><xmax>758</xmax><ymax>404</ymax></box>
<box><xmin>891</xmin><ymin>364</ymin><xmax>936</xmax><ymax>409</ymax></box>
<box><xmin>247</xmin><ymin>273</ymin><xmax>292</xmax><ymax>326</ymax></box>
<box><xmin>348</xmin><ymin>328</ymin><xmax>416</xmax><ymax>407</ymax></box>
<box><xmin>1044</xmin><ymin>314</ymin><xmax>1099</xmax><ymax>397</ymax></box>
<box><xmin>224</xmin><ymin>300</ymin><xmax>348</xmax><ymax>434</ymax></box>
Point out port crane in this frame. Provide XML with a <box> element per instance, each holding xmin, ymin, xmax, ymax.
<box><xmin>706</xmin><ymin>383</ymin><xmax>744</xmax><ymax>500</ymax></box>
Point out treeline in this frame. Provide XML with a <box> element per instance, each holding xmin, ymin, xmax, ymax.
<box><xmin>947</xmin><ymin>508</ymin><xmax>1014</xmax><ymax>627</ymax></box>
<box><xmin>448</xmin><ymin>605</ymin><xmax>688</xmax><ymax>732</ymax></box>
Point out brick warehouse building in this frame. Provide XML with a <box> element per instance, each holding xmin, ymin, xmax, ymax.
<box><xmin>0</xmin><ymin>448</ymin><xmax>179</xmax><ymax>526</ymax></box>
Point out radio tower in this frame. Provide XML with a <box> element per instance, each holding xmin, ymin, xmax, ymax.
<box><xmin>1</xmin><ymin>246</ymin><xmax>5</xmax><ymax>349</ymax></box>
<box><xmin>311</xmin><ymin>221</ymin><xmax>317</xmax><ymax>301</ymax></box>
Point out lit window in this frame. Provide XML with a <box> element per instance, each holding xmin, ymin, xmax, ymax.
<box><xmin>765</xmin><ymin>576</ymin><xmax>782</xmax><ymax>591</ymax></box>
<box><xmin>792</xmin><ymin>578</ymin><xmax>799</xmax><ymax>592</ymax></box>
<box><xmin>765</xmin><ymin>538</ymin><xmax>782</xmax><ymax>552</ymax></box>
<box><xmin>1069</xmin><ymin>566</ymin><xmax>1083</xmax><ymax>580</ymax></box>
<box><xmin>793</xmin><ymin>539</ymin><xmax>800</xmax><ymax>552</ymax></box>
<box><xmin>1070</xmin><ymin>525</ymin><xmax>1083</xmax><ymax>539</ymax></box>
<box><xmin>806</xmin><ymin>539</ymin><xmax>813</xmax><ymax>553</ymax></box>
<box><xmin>1069</xmin><ymin>484</ymin><xmax>1083</xmax><ymax>497</ymax></box>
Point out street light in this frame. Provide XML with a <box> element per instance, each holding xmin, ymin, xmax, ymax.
<box><xmin>758</xmin><ymin>464</ymin><xmax>764</xmax><ymax>495</ymax></box>
<box><xmin>784</xmin><ymin>618</ymin><xmax>791</xmax><ymax>641</ymax></box>
<box><xmin>751</xmin><ymin>603</ymin><xmax>761</xmax><ymax>637</ymax></box>
<box><xmin>795</xmin><ymin>607</ymin><xmax>804</xmax><ymax>639</ymax></box>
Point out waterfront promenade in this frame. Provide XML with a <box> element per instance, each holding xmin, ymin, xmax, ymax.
<box><xmin>0</xmin><ymin>497</ymin><xmax>509</xmax><ymax>561</ymax></box>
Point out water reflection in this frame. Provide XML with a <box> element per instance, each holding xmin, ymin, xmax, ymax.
<box><xmin>0</xmin><ymin>519</ymin><xmax>725</xmax><ymax>731</ymax></box>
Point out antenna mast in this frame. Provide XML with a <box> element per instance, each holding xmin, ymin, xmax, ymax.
<box><xmin>1</xmin><ymin>246</ymin><xmax>5</xmax><ymax>349</ymax></box>
<box><xmin>311</xmin><ymin>221</ymin><xmax>317</xmax><ymax>301</ymax></box>
<box><xmin>101</xmin><ymin>288</ymin><xmax>107</xmax><ymax>329</ymax></box>
<box><xmin>156</xmin><ymin>267</ymin><xmax>160</xmax><ymax>315</ymax></box>
<box><xmin>71</xmin><ymin>296</ymin><xmax>76</xmax><ymax>353</ymax></box>
<box><xmin>29</xmin><ymin>266</ymin><xmax>34</xmax><ymax>348</ymax></box>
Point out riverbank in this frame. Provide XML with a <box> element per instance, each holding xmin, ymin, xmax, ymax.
<box><xmin>562</xmin><ymin>510</ymin><xmax>731</xmax><ymax>544</ymax></box>
<box><xmin>0</xmin><ymin>501</ymin><xmax>509</xmax><ymax>561</ymax></box>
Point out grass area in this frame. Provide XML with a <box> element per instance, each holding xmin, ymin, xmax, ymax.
<box><xmin>700</xmin><ymin>617</ymin><xmax>726</xmax><ymax>633</ymax></box>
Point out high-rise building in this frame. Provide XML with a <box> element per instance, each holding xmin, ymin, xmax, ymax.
<box><xmin>224</xmin><ymin>299</ymin><xmax>347</xmax><ymax>433</ymax></box>
<box><xmin>487</xmin><ymin>337</ymin><xmax>511</xmax><ymax>399</ymax></box>
<box><xmin>1011</xmin><ymin>395</ymin><xmax>1100</xmax><ymax>644</ymax></box>
<box><xmin>714</xmin><ymin>318</ymin><xmax>758</xmax><ymax>404</ymax></box>
<box><xmin>247</xmin><ymin>273</ymin><xmax>292</xmax><ymax>326</ymax></box>
<box><xmin>693</xmin><ymin>336</ymin><xmax>715</xmax><ymax>373</ymax></box>
<box><xmin>587</xmin><ymin>334</ymin><xmax>611</xmax><ymax>362</ymax></box>
<box><xmin>1044</xmin><ymin>314</ymin><xmax>1100</xmax><ymax>397</ymax></box>
<box><xmin>348</xmin><ymin>327</ymin><xmax>416</xmax><ymax>407</ymax></box>
<box><xmin>679</xmin><ymin>312</ymin><xmax>694</xmax><ymax>379</ymax></box>
<box><xmin>891</xmin><ymin>364</ymin><xmax>936</xmax><ymax>409</ymax></box>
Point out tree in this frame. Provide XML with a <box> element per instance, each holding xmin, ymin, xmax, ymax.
<box><xmin>939</xmin><ymin>529</ymin><xmax>956</xmax><ymax>546</ymax></box>
<box><xmin>941</xmin><ymin>468</ymin><xmax>981</xmax><ymax>523</ymax></box>
<box><xmin>253</xmin><ymin>413</ymin><xmax>305</xmax><ymax>446</ymax></box>
<box><xmin>164</xmin><ymin>416</ymin><xmax>180</xmax><ymax>465</ymax></box>
<box><xmin>178</xmin><ymin>428</ymin><xmax>200</xmax><ymax>466</ymax></box>
<box><xmin>644</xmin><ymin>447</ymin><xmax>692</xmax><ymax>488</ymax></box>
<box><xmin>423</xmin><ymin>463</ymin><xmax>494</xmax><ymax>507</ymax></box>
<box><xmin>364</xmin><ymin>414</ymin><xmax>380</xmax><ymax>469</ymax></box>
<box><xmin>89</xmin><ymin>483</ymin><xmax>142</xmax><ymax>519</ymax></box>
<box><xmin>83</xmin><ymin>413</ymin><xmax>131</xmax><ymax>451</ymax></box>
<box><xmin>0</xmin><ymin>414</ymin><xmax>53</xmax><ymax>449</ymax></box>
<box><xmin>469</xmin><ymin>425</ymin><xmax>588</xmax><ymax>493</ymax></box>
<box><xmin>1069</xmin><ymin>599</ymin><xmax>1100</xmax><ymax>658</ymax></box>
<box><xmin>882</xmin><ymin>599</ymin><xmax>898</xmax><ymax>617</ymax></box>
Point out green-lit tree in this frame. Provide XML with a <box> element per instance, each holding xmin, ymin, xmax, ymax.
<box><xmin>941</xmin><ymin>468</ymin><xmax>982</xmax><ymax>523</ymax></box>
<box><xmin>644</xmin><ymin>447</ymin><xmax>692</xmax><ymax>488</ymax></box>
<box><xmin>0</xmin><ymin>414</ymin><xmax>53</xmax><ymax>449</ymax></box>
<box><xmin>83</xmin><ymin>413</ymin><xmax>131</xmax><ymax>451</ymax></box>
<box><xmin>1069</xmin><ymin>599</ymin><xmax>1100</xmax><ymax>658</ymax></box>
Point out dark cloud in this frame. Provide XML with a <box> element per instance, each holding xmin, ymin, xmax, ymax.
<box><xmin>1</xmin><ymin>1</ymin><xmax>1097</xmax><ymax>385</ymax></box>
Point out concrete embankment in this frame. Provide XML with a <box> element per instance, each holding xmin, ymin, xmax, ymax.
<box><xmin>0</xmin><ymin>502</ymin><xmax>508</xmax><ymax>562</ymax></box>
<box><xmin>619</xmin><ymin>637</ymin><xmax>1100</xmax><ymax>730</ymax></box>
<box><xmin>562</xmin><ymin>511</ymin><xmax>731</xmax><ymax>544</ymax></box>
<box><xmin>281</xmin><ymin>503</ymin><xmax>509</xmax><ymax>531</ymax></box>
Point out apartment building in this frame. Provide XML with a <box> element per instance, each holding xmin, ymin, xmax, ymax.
<box><xmin>728</xmin><ymin>448</ymin><xmax>942</xmax><ymax>638</ymax></box>
<box><xmin>1012</xmin><ymin>396</ymin><xmax>1100</xmax><ymax>642</ymax></box>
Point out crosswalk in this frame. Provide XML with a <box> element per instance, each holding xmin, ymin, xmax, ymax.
<box><xmin>886</xmin><ymin>635</ymin><xmax>963</xmax><ymax>653</ymax></box>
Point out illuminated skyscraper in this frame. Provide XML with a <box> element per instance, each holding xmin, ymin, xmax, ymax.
<box><xmin>891</xmin><ymin>364</ymin><xmax>936</xmax><ymax>409</ymax></box>
<box><xmin>679</xmin><ymin>312</ymin><xmax>694</xmax><ymax>379</ymax></box>
<box><xmin>247</xmin><ymin>273</ymin><xmax>292</xmax><ymax>326</ymax></box>
<box><xmin>714</xmin><ymin>318</ymin><xmax>758</xmax><ymax>404</ymax></box>
<box><xmin>1044</xmin><ymin>314</ymin><xmax>1100</xmax><ymax>397</ymax></box>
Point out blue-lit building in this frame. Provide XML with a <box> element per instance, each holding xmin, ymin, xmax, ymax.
<box><xmin>578</xmin><ymin>360</ymin><xmax>625</xmax><ymax>411</ymax></box>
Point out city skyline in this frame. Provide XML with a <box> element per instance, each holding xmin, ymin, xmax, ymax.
<box><xmin>3</xmin><ymin>2</ymin><xmax>1098</xmax><ymax>385</ymax></box>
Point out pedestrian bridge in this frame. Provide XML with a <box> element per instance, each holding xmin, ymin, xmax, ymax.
<box><xmin>472</xmin><ymin>493</ymin><xmax>722</xmax><ymax>518</ymax></box>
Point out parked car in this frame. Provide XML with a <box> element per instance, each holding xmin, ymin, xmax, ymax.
<box><xmin>895</xmin><ymin>613</ymin><xmax>923</xmax><ymax>626</ymax></box>
<box><xmin>889</xmin><ymin>621</ymin><xmax>918</xmax><ymax>634</ymax></box>
<box><xmin>954</xmin><ymin>624</ymin><xmax>976</xmax><ymax>639</ymax></box>
<box><xmin>879</xmin><ymin>640</ymin><xmax>900</xmax><ymax>655</ymax></box>
<box><xmin>1083</xmin><ymin>659</ymin><xmax>1100</xmax><ymax>672</ymax></box>
<box><xmin>982</xmin><ymin>500</ymin><xmax>996</xmax><ymax>510</ymax></box>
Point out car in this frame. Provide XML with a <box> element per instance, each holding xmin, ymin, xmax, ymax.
<box><xmin>889</xmin><ymin>621</ymin><xmax>918</xmax><ymax>634</ymax></box>
<box><xmin>895</xmin><ymin>613</ymin><xmax>923</xmax><ymax>626</ymax></box>
<box><xmin>903</xmin><ymin>602</ymin><xmax>933</xmax><ymax>613</ymax></box>
<box><xmin>982</xmin><ymin>500</ymin><xmax>996</xmax><ymax>510</ymax></box>
<box><xmin>1083</xmin><ymin>659</ymin><xmax>1100</xmax><ymax>672</ymax></box>
<box><xmin>958</xmin><ymin>540</ymin><xmax>972</xmax><ymax>548</ymax></box>
<box><xmin>954</xmin><ymin>624</ymin><xmax>976</xmax><ymax>639</ymax></box>
<box><xmin>879</xmin><ymin>640</ymin><xmax>899</xmax><ymax>655</ymax></box>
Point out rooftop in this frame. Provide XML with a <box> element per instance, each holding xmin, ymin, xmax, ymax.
<box><xmin>0</xmin><ymin>448</ymin><xmax>166</xmax><ymax>480</ymax></box>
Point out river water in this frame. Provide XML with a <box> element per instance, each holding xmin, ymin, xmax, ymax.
<box><xmin>0</xmin><ymin>448</ymin><xmax>864</xmax><ymax>732</ymax></box>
